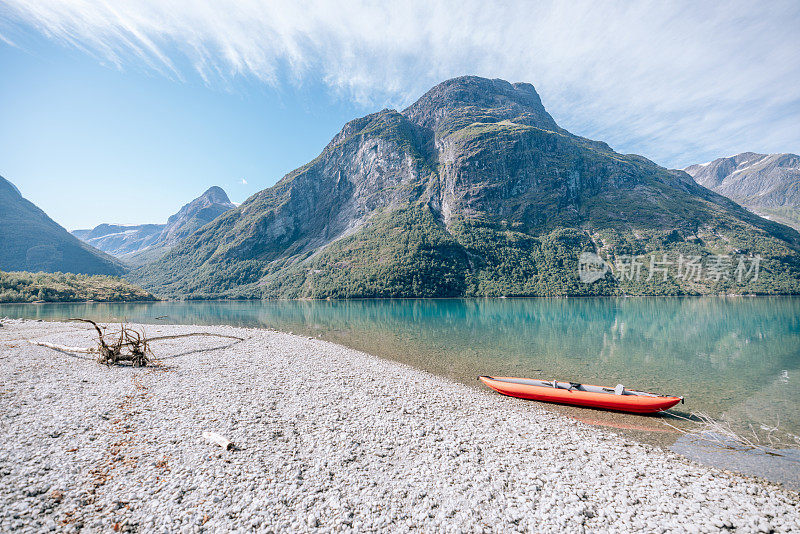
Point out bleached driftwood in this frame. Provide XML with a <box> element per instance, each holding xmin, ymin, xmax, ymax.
<box><xmin>202</xmin><ymin>431</ymin><xmax>234</xmax><ymax>450</ymax></box>
<box><xmin>29</xmin><ymin>341</ymin><xmax>97</xmax><ymax>354</ymax></box>
<box><xmin>30</xmin><ymin>318</ymin><xmax>245</xmax><ymax>367</ymax></box>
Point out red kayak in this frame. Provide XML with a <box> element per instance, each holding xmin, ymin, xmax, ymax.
<box><xmin>478</xmin><ymin>376</ymin><xmax>682</xmax><ymax>414</ymax></box>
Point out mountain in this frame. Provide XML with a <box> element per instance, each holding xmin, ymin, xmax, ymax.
<box><xmin>132</xmin><ymin>76</ymin><xmax>800</xmax><ymax>298</ymax></box>
<box><xmin>685</xmin><ymin>153</ymin><xmax>800</xmax><ymax>230</ymax></box>
<box><xmin>72</xmin><ymin>186</ymin><xmax>235</xmax><ymax>266</ymax></box>
<box><xmin>0</xmin><ymin>175</ymin><xmax>125</xmax><ymax>275</ymax></box>
<box><xmin>71</xmin><ymin>224</ymin><xmax>164</xmax><ymax>257</ymax></box>
<box><xmin>159</xmin><ymin>186</ymin><xmax>235</xmax><ymax>245</ymax></box>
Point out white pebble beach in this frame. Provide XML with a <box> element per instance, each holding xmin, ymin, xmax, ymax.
<box><xmin>0</xmin><ymin>320</ymin><xmax>798</xmax><ymax>533</ymax></box>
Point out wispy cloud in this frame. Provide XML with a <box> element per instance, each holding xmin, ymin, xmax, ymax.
<box><xmin>2</xmin><ymin>0</ymin><xmax>798</xmax><ymax>167</ymax></box>
<box><xmin>0</xmin><ymin>29</ymin><xmax>18</xmax><ymax>47</ymax></box>
<box><xmin>240</xmin><ymin>178</ymin><xmax>247</xmax><ymax>185</ymax></box>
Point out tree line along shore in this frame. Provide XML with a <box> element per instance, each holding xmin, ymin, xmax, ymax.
<box><xmin>0</xmin><ymin>270</ymin><xmax>154</xmax><ymax>303</ymax></box>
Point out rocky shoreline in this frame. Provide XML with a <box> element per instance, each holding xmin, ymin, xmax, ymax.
<box><xmin>1</xmin><ymin>320</ymin><xmax>798</xmax><ymax>532</ymax></box>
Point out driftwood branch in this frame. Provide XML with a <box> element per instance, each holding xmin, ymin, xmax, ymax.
<box><xmin>69</xmin><ymin>318</ymin><xmax>105</xmax><ymax>340</ymax></box>
<box><xmin>66</xmin><ymin>318</ymin><xmax>151</xmax><ymax>367</ymax></box>
<box><xmin>30</xmin><ymin>319</ymin><xmax>245</xmax><ymax>368</ymax></box>
<box><xmin>29</xmin><ymin>341</ymin><xmax>96</xmax><ymax>354</ymax></box>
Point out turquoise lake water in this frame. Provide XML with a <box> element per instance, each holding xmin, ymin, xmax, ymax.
<box><xmin>2</xmin><ymin>297</ymin><xmax>798</xmax><ymax>445</ymax></box>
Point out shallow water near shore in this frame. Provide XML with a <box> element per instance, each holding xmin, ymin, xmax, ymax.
<box><xmin>2</xmin><ymin>297</ymin><xmax>798</xmax><ymax>485</ymax></box>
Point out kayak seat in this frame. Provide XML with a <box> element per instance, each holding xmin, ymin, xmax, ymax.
<box><xmin>614</xmin><ymin>384</ymin><xmax>625</xmax><ymax>395</ymax></box>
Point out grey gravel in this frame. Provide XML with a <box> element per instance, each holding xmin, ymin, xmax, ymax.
<box><xmin>0</xmin><ymin>320</ymin><xmax>798</xmax><ymax>533</ymax></box>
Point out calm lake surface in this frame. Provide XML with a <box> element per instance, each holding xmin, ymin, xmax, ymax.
<box><xmin>2</xmin><ymin>297</ymin><xmax>799</xmax><ymax>446</ymax></box>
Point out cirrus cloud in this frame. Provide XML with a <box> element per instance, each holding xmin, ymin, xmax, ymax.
<box><xmin>1</xmin><ymin>0</ymin><xmax>799</xmax><ymax>168</ymax></box>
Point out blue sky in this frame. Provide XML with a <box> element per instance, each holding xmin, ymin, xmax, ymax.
<box><xmin>1</xmin><ymin>1</ymin><xmax>799</xmax><ymax>230</ymax></box>
<box><xmin>0</xmin><ymin>38</ymin><xmax>363</xmax><ymax>229</ymax></box>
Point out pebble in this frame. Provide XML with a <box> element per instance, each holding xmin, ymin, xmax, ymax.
<box><xmin>0</xmin><ymin>320</ymin><xmax>798</xmax><ymax>532</ymax></box>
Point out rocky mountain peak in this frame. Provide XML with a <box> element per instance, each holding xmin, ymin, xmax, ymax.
<box><xmin>402</xmin><ymin>76</ymin><xmax>559</xmax><ymax>136</ymax></box>
<box><xmin>0</xmin><ymin>174</ymin><xmax>124</xmax><ymax>275</ymax></box>
<box><xmin>199</xmin><ymin>186</ymin><xmax>231</xmax><ymax>204</ymax></box>
<box><xmin>685</xmin><ymin>152</ymin><xmax>800</xmax><ymax>229</ymax></box>
<box><xmin>162</xmin><ymin>187</ymin><xmax>235</xmax><ymax>245</ymax></box>
<box><xmin>166</xmin><ymin>187</ymin><xmax>233</xmax><ymax>225</ymax></box>
<box><xmin>132</xmin><ymin>77</ymin><xmax>800</xmax><ymax>299</ymax></box>
<box><xmin>0</xmin><ymin>175</ymin><xmax>22</xmax><ymax>197</ymax></box>
<box><xmin>685</xmin><ymin>152</ymin><xmax>800</xmax><ymax>187</ymax></box>
<box><xmin>72</xmin><ymin>186</ymin><xmax>236</xmax><ymax>263</ymax></box>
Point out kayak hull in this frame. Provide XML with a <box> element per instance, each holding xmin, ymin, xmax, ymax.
<box><xmin>479</xmin><ymin>376</ymin><xmax>682</xmax><ymax>414</ymax></box>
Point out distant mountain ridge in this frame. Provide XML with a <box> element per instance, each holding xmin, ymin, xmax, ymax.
<box><xmin>72</xmin><ymin>186</ymin><xmax>235</xmax><ymax>266</ymax></box>
<box><xmin>0</xmin><ymin>175</ymin><xmax>125</xmax><ymax>275</ymax></box>
<box><xmin>71</xmin><ymin>224</ymin><xmax>164</xmax><ymax>257</ymax></box>
<box><xmin>685</xmin><ymin>153</ymin><xmax>800</xmax><ymax>230</ymax></box>
<box><xmin>131</xmin><ymin>76</ymin><xmax>800</xmax><ymax>298</ymax></box>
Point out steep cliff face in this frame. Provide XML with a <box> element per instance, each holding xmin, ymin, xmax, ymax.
<box><xmin>72</xmin><ymin>187</ymin><xmax>235</xmax><ymax>265</ymax></box>
<box><xmin>0</xmin><ymin>175</ymin><xmax>125</xmax><ymax>275</ymax></box>
<box><xmin>139</xmin><ymin>111</ymin><xmax>434</xmax><ymax>287</ymax></box>
<box><xmin>685</xmin><ymin>153</ymin><xmax>800</xmax><ymax>229</ymax></box>
<box><xmin>132</xmin><ymin>76</ymin><xmax>800</xmax><ymax>298</ymax></box>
